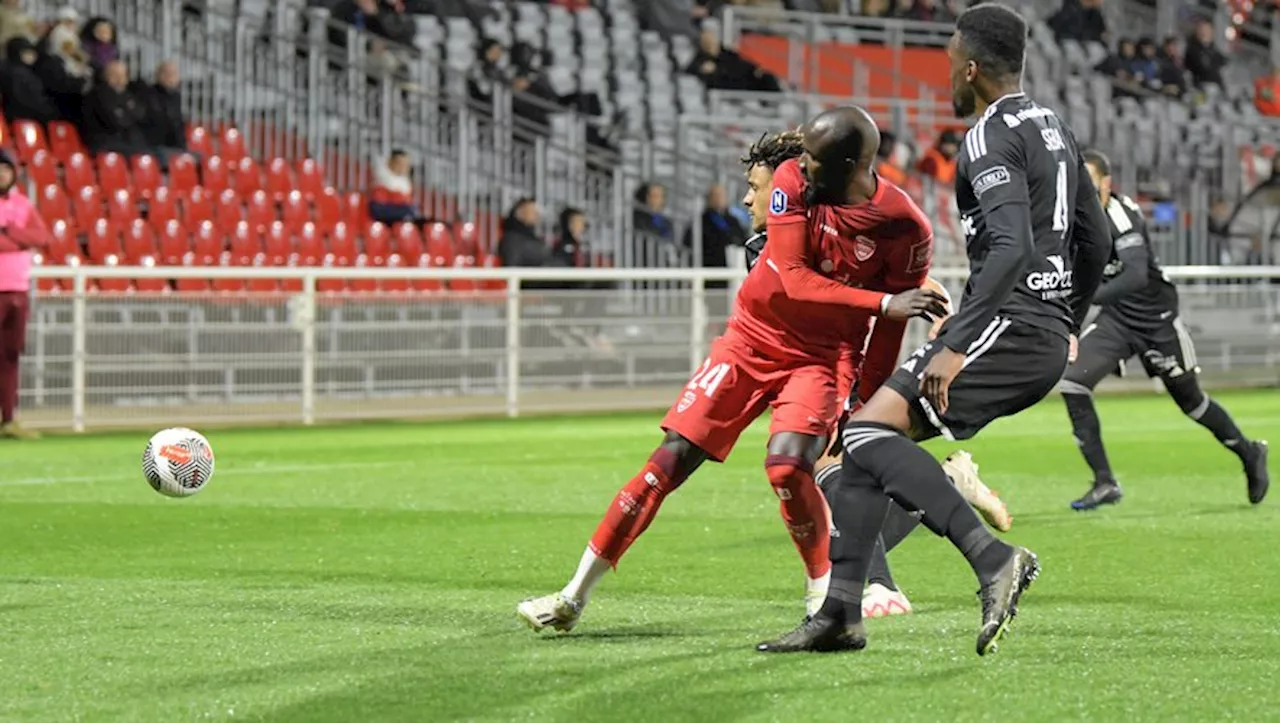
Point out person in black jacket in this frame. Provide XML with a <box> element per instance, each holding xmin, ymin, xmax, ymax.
<box><xmin>686</xmin><ymin>28</ymin><xmax>781</xmax><ymax>92</ymax></box>
<box><xmin>133</xmin><ymin>60</ymin><xmax>188</xmax><ymax>157</ymax></box>
<box><xmin>0</xmin><ymin>36</ymin><xmax>59</xmax><ymax>124</ymax></box>
<box><xmin>497</xmin><ymin>198</ymin><xmax>550</xmax><ymax>267</ymax></box>
<box><xmin>685</xmin><ymin>183</ymin><xmax>746</xmax><ymax>270</ymax></box>
<box><xmin>80</xmin><ymin>60</ymin><xmax>150</xmax><ymax>156</ymax></box>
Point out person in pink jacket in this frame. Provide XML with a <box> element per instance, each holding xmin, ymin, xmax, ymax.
<box><xmin>0</xmin><ymin>149</ymin><xmax>51</xmax><ymax>439</ymax></box>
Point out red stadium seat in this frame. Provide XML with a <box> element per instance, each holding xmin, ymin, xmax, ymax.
<box><xmin>133</xmin><ymin>256</ymin><xmax>170</xmax><ymax>293</ymax></box>
<box><xmin>365</xmin><ymin>222</ymin><xmax>392</xmax><ymax>264</ymax></box>
<box><xmin>295</xmin><ymin>222</ymin><xmax>325</xmax><ymax>267</ymax></box>
<box><xmin>246</xmin><ymin>190</ymin><xmax>274</xmax><ymax>232</ymax></box>
<box><xmin>263</xmin><ymin>221</ymin><xmax>293</xmax><ymax>265</ymax></box>
<box><xmin>168</xmin><ymin>153</ymin><xmax>199</xmax><ymax>196</ymax></box>
<box><xmin>36</xmin><ymin>185</ymin><xmax>70</xmax><ymax>225</ymax></box>
<box><xmin>63</xmin><ymin>152</ymin><xmax>96</xmax><ymax>194</ymax></box>
<box><xmin>26</xmin><ymin>150</ymin><xmax>58</xmax><ymax>189</ymax></box>
<box><xmin>219</xmin><ymin>127</ymin><xmax>246</xmax><ymax>165</ymax></box>
<box><xmin>348</xmin><ymin>255</ymin><xmax>378</xmax><ymax>293</ymax></box>
<box><xmin>148</xmin><ymin>186</ymin><xmax>178</xmax><ymax>233</ymax></box>
<box><xmin>123</xmin><ymin>219</ymin><xmax>158</xmax><ymax>262</ymax></box>
<box><xmin>264</xmin><ymin>158</ymin><xmax>293</xmax><ymax>201</ymax></box>
<box><xmin>229</xmin><ymin>221</ymin><xmax>262</xmax><ymax>261</ymax></box>
<box><xmin>202</xmin><ymin>155</ymin><xmax>230</xmax><ymax>194</ymax></box>
<box><xmin>158</xmin><ymin>220</ymin><xmax>190</xmax><ymax>265</ymax></box>
<box><xmin>130</xmin><ymin>155</ymin><xmax>162</xmax><ymax>198</ymax></box>
<box><xmin>390</xmin><ymin>222</ymin><xmax>424</xmax><ymax>261</ymax></box>
<box><xmin>183</xmin><ymin>186</ymin><xmax>214</xmax><ymax>229</ymax></box>
<box><xmin>246</xmin><ymin>254</ymin><xmax>280</xmax><ymax>293</ymax></box>
<box><xmin>175</xmin><ymin>261</ymin><xmax>210</xmax><ymax>293</ymax></box>
<box><xmin>381</xmin><ymin>254</ymin><xmax>410</xmax><ymax>293</ymax></box>
<box><xmin>327</xmin><ymin>221</ymin><xmax>357</xmax><ymax>262</ymax></box>
<box><xmin>48</xmin><ymin>220</ymin><xmax>78</xmax><ymax>262</ymax></box>
<box><xmin>72</xmin><ymin>186</ymin><xmax>102</xmax><ymax>232</ymax></box>
<box><xmin>342</xmin><ymin>191</ymin><xmax>368</xmax><ymax>230</ymax></box>
<box><xmin>11</xmin><ymin>120</ymin><xmax>48</xmax><ymax>163</ymax></box>
<box><xmin>186</xmin><ymin>125</ymin><xmax>213</xmax><ymax>158</ymax></box>
<box><xmin>453</xmin><ymin>221</ymin><xmax>481</xmax><ymax>257</ymax></box>
<box><xmin>47</xmin><ymin>121</ymin><xmax>85</xmax><ymax>162</ymax></box>
<box><xmin>87</xmin><ymin>218</ymin><xmax>123</xmax><ymax>263</ymax></box>
<box><xmin>295</xmin><ymin>158</ymin><xmax>324</xmax><ymax>199</ymax></box>
<box><xmin>214</xmin><ymin>189</ymin><xmax>242</xmax><ymax>234</ymax></box>
<box><xmin>448</xmin><ymin>253</ymin><xmax>479</xmax><ymax>292</ymax></box>
<box><xmin>233</xmin><ymin>156</ymin><xmax>261</xmax><ymax>196</ymax></box>
<box><xmin>191</xmin><ymin>221</ymin><xmax>224</xmax><ymax>265</ymax></box>
<box><xmin>315</xmin><ymin>187</ymin><xmax>341</xmax><ymax>229</ymax></box>
<box><xmin>106</xmin><ymin>188</ymin><xmax>138</xmax><ymax>226</ymax></box>
<box><xmin>281</xmin><ymin>190</ymin><xmax>308</xmax><ymax>234</ymax></box>
<box><xmin>96</xmin><ymin>152</ymin><xmax>131</xmax><ymax>191</ymax></box>
<box><xmin>479</xmin><ymin>252</ymin><xmax>506</xmax><ymax>291</ymax></box>
<box><xmin>424</xmin><ymin>222</ymin><xmax>455</xmax><ymax>266</ymax></box>
<box><xmin>96</xmin><ymin>255</ymin><xmax>132</xmax><ymax>293</ymax></box>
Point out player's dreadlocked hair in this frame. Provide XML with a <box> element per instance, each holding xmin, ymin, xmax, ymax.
<box><xmin>741</xmin><ymin>130</ymin><xmax>804</xmax><ymax>171</ymax></box>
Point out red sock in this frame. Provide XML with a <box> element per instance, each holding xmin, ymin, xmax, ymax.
<box><xmin>766</xmin><ymin>454</ymin><xmax>831</xmax><ymax>579</ymax></box>
<box><xmin>0</xmin><ymin>352</ymin><xmax>17</xmax><ymax>424</ymax></box>
<box><xmin>589</xmin><ymin>447</ymin><xmax>685</xmax><ymax>566</ymax></box>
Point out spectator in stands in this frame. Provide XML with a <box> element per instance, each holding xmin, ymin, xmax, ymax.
<box><xmin>916</xmin><ymin>128</ymin><xmax>962</xmax><ymax>185</ymax></box>
<box><xmin>0</xmin><ymin>36</ymin><xmax>58</xmax><ymax>124</ymax></box>
<box><xmin>685</xmin><ymin>183</ymin><xmax>745</xmax><ymax>270</ymax></box>
<box><xmin>0</xmin><ymin>149</ymin><xmax>50</xmax><ymax>440</ymax></box>
<box><xmin>510</xmin><ymin>42</ymin><xmax>562</xmax><ymax>131</ymax></box>
<box><xmin>1130</xmin><ymin>38</ymin><xmax>1161</xmax><ymax>87</ymax></box>
<box><xmin>687</xmin><ymin>28</ymin><xmax>781</xmax><ymax>92</ymax></box>
<box><xmin>498</xmin><ymin>197</ymin><xmax>552</xmax><ymax>267</ymax></box>
<box><xmin>1255</xmin><ymin>65</ymin><xmax>1280</xmax><ymax>116</ymax></box>
<box><xmin>81</xmin><ymin>60</ymin><xmax>150</xmax><ymax>157</ymax></box>
<box><xmin>1096</xmin><ymin>37</ymin><xmax>1137</xmax><ymax>83</ymax></box>
<box><xmin>892</xmin><ymin>0</ymin><xmax>957</xmax><ymax>23</ymax></box>
<box><xmin>552</xmin><ymin>207</ymin><xmax>588</xmax><ymax>268</ymax></box>
<box><xmin>134</xmin><ymin>61</ymin><xmax>189</xmax><ymax>160</ymax></box>
<box><xmin>369</xmin><ymin>149</ymin><xmax>427</xmax><ymax>225</ymax></box>
<box><xmin>468</xmin><ymin>39</ymin><xmax>507</xmax><ymax>104</ymax></box>
<box><xmin>633</xmin><ymin>183</ymin><xmax>674</xmax><ymax>244</ymax></box>
<box><xmin>1157</xmin><ymin>36</ymin><xmax>1188</xmax><ymax>96</ymax></box>
<box><xmin>875</xmin><ymin>130</ymin><xmax>909</xmax><ymax>187</ymax></box>
<box><xmin>1048</xmin><ymin>0</ymin><xmax>1107</xmax><ymax>44</ymax></box>
<box><xmin>1183</xmin><ymin>18</ymin><xmax>1226</xmax><ymax>88</ymax></box>
<box><xmin>0</xmin><ymin>0</ymin><xmax>35</xmax><ymax>48</ymax></box>
<box><xmin>40</xmin><ymin>6</ymin><xmax>90</xmax><ymax>81</ymax></box>
<box><xmin>79</xmin><ymin>16</ymin><xmax>117</xmax><ymax>72</ymax></box>
<box><xmin>331</xmin><ymin>0</ymin><xmax>415</xmax><ymax>48</ymax></box>
<box><xmin>638</xmin><ymin>0</ymin><xmax>698</xmax><ymax>39</ymax></box>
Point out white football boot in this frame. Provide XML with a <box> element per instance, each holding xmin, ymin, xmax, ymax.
<box><xmin>517</xmin><ymin>593</ymin><xmax>583</xmax><ymax>633</ymax></box>
<box><xmin>943</xmin><ymin>450</ymin><xmax>1012</xmax><ymax>532</ymax></box>
<box><xmin>862</xmin><ymin>583</ymin><xmax>913</xmax><ymax>619</ymax></box>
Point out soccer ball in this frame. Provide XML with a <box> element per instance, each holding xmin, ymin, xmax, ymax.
<box><xmin>142</xmin><ymin>428</ymin><xmax>215</xmax><ymax>497</ymax></box>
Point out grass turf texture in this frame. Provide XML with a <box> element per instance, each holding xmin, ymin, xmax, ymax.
<box><xmin>1</xmin><ymin>391</ymin><xmax>1278</xmax><ymax>721</ymax></box>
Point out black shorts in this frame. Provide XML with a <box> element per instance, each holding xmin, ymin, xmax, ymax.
<box><xmin>884</xmin><ymin>318</ymin><xmax>1070</xmax><ymax>441</ymax></box>
<box><xmin>1063</xmin><ymin>312</ymin><xmax>1199</xmax><ymax>390</ymax></box>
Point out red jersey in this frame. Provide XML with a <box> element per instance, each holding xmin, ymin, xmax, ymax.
<box><xmin>728</xmin><ymin>159</ymin><xmax>934</xmax><ymax>385</ymax></box>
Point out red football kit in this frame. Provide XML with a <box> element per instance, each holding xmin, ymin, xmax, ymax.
<box><xmin>661</xmin><ymin>159</ymin><xmax>934</xmax><ymax>461</ymax></box>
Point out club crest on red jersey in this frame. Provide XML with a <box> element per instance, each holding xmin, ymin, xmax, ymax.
<box><xmin>854</xmin><ymin>236</ymin><xmax>876</xmax><ymax>262</ymax></box>
<box><xmin>769</xmin><ymin>188</ymin><xmax>787</xmax><ymax>215</ymax></box>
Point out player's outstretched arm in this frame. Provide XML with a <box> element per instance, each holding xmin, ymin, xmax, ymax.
<box><xmin>1065</xmin><ymin>162</ymin><xmax>1110</xmax><ymax>328</ymax></box>
<box><xmin>1091</xmin><ymin>230</ymin><xmax>1150</xmax><ymax>304</ymax></box>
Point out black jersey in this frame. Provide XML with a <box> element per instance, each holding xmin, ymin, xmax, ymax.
<box><xmin>943</xmin><ymin>93</ymin><xmax>1110</xmax><ymax>354</ymax></box>
<box><xmin>1092</xmin><ymin>193</ymin><xmax>1181</xmax><ymax>330</ymax></box>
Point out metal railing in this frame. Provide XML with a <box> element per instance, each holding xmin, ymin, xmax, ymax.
<box><xmin>14</xmin><ymin>264</ymin><xmax>1280</xmax><ymax>432</ymax></box>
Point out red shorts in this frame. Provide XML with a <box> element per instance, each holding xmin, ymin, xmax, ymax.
<box><xmin>660</xmin><ymin>334</ymin><xmax>838</xmax><ymax>462</ymax></box>
<box><xmin>0</xmin><ymin>291</ymin><xmax>28</xmax><ymax>356</ymax></box>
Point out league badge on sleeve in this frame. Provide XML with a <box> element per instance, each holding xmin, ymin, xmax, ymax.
<box><xmin>769</xmin><ymin>188</ymin><xmax>787</xmax><ymax>215</ymax></box>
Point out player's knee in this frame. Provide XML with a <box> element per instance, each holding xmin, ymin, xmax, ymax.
<box><xmin>658</xmin><ymin>430</ymin><xmax>708</xmax><ymax>471</ymax></box>
<box><xmin>1167</xmin><ymin>377</ymin><xmax>1208</xmax><ymax>418</ymax></box>
<box><xmin>764</xmin><ymin>454</ymin><xmax>814</xmax><ymax>498</ymax></box>
<box><xmin>1059</xmin><ymin>378</ymin><xmax>1093</xmax><ymax>397</ymax></box>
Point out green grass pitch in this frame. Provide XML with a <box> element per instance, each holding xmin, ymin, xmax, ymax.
<box><xmin>2</xmin><ymin>391</ymin><xmax>1278</xmax><ymax>721</ymax></box>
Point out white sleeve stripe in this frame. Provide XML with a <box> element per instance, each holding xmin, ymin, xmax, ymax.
<box><xmin>1106</xmin><ymin>198</ymin><xmax>1133</xmax><ymax>232</ymax></box>
<box><xmin>965</xmin><ymin>119</ymin><xmax>989</xmax><ymax>160</ymax></box>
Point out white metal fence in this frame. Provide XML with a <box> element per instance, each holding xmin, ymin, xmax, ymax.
<box><xmin>16</xmin><ymin>265</ymin><xmax>1280</xmax><ymax>432</ymax></box>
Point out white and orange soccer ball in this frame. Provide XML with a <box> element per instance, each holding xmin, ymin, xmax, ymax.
<box><xmin>142</xmin><ymin>428</ymin><xmax>215</xmax><ymax>497</ymax></box>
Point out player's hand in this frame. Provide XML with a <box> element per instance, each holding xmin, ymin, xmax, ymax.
<box><xmin>883</xmin><ymin>289</ymin><xmax>949</xmax><ymax>322</ymax></box>
<box><xmin>1068</xmin><ymin>334</ymin><xmax>1079</xmax><ymax>364</ymax></box>
<box><xmin>927</xmin><ymin>313</ymin><xmax>949</xmax><ymax>341</ymax></box>
<box><xmin>921</xmin><ymin>346</ymin><xmax>965</xmax><ymax>415</ymax></box>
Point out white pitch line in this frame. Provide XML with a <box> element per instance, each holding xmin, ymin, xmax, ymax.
<box><xmin>0</xmin><ymin>461</ymin><xmax>405</xmax><ymax>487</ymax></box>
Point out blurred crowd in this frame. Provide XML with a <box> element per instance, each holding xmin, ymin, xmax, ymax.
<box><xmin>0</xmin><ymin>2</ymin><xmax>192</xmax><ymax>163</ymax></box>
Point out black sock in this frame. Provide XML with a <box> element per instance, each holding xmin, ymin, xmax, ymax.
<box><xmin>842</xmin><ymin>422</ymin><xmax>1014</xmax><ymax>586</ymax></box>
<box><xmin>1062</xmin><ymin>391</ymin><xmax>1115</xmax><ymax>485</ymax></box>
<box><xmin>881</xmin><ymin>502</ymin><xmax>921</xmax><ymax>553</ymax></box>
<box><xmin>1192</xmin><ymin>398</ymin><xmax>1251</xmax><ymax>458</ymax></box>
<box><xmin>866</xmin><ymin>536</ymin><xmax>896</xmax><ymax>591</ymax></box>
<box><xmin>819</xmin><ymin>460</ymin><xmax>889</xmax><ymax>623</ymax></box>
